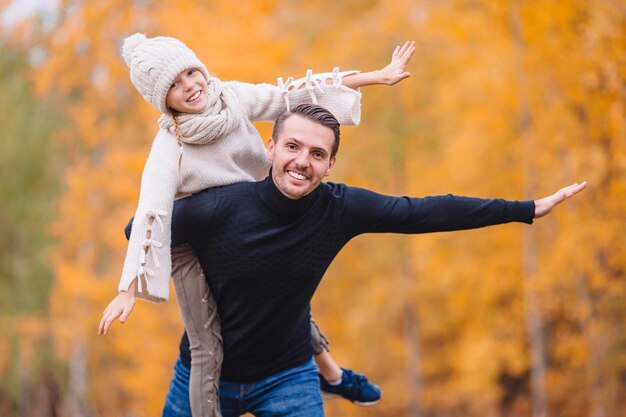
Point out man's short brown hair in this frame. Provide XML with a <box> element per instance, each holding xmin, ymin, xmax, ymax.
<box><xmin>272</xmin><ymin>104</ymin><xmax>341</xmax><ymax>158</ymax></box>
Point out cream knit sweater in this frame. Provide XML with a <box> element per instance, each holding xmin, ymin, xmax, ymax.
<box><xmin>118</xmin><ymin>71</ymin><xmax>362</xmax><ymax>302</ymax></box>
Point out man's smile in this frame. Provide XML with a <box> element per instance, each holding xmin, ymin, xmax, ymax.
<box><xmin>287</xmin><ymin>170</ymin><xmax>309</xmax><ymax>180</ymax></box>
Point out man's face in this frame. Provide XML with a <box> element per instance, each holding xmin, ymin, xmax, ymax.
<box><xmin>267</xmin><ymin>114</ymin><xmax>336</xmax><ymax>200</ymax></box>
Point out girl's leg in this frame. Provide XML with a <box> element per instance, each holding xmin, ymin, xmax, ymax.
<box><xmin>314</xmin><ymin>350</ymin><xmax>342</xmax><ymax>383</ymax></box>
<box><xmin>310</xmin><ymin>318</ymin><xmax>341</xmax><ymax>382</ymax></box>
<box><xmin>310</xmin><ymin>317</ymin><xmax>382</xmax><ymax>406</ymax></box>
<box><xmin>172</xmin><ymin>245</ymin><xmax>223</xmax><ymax>417</ymax></box>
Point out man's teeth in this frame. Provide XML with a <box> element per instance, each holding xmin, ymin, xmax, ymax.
<box><xmin>288</xmin><ymin>171</ymin><xmax>306</xmax><ymax>180</ymax></box>
<box><xmin>187</xmin><ymin>91</ymin><xmax>201</xmax><ymax>102</ymax></box>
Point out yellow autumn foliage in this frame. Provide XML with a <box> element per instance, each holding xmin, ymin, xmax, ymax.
<box><xmin>1</xmin><ymin>0</ymin><xmax>625</xmax><ymax>416</ymax></box>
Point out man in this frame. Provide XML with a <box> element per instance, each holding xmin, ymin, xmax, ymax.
<box><xmin>154</xmin><ymin>104</ymin><xmax>586</xmax><ymax>416</ymax></box>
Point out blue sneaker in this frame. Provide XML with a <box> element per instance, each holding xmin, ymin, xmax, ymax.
<box><xmin>319</xmin><ymin>368</ymin><xmax>382</xmax><ymax>406</ymax></box>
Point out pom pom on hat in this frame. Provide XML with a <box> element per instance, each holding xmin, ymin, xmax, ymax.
<box><xmin>122</xmin><ymin>33</ymin><xmax>147</xmax><ymax>66</ymax></box>
<box><xmin>121</xmin><ymin>33</ymin><xmax>210</xmax><ymax>113</ymax></box>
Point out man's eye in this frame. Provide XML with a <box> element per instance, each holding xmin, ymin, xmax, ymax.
<box><xmin>313</xmin><ymin>152</ymin><xmax>323</xmax><ymax>159</ymax></box>
<box><xmin>287</xmin><ymin>144</ymin><xmax>296</xmax><ymax>150</ymax></box>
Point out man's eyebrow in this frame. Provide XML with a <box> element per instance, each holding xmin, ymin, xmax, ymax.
<box><xmin>283</xmin><ymin>137</ymin><xmax>330</xmax><ymax>154</ymax></box>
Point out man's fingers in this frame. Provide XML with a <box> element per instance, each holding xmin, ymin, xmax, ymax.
<box><xmin>566</xmin><ymin>181</ymin><xmax>587</xmax><ymax>197</ymax></box>
<box><xmin>558</xmin><ymin>182</ymin><xmax>586</xmax><ymax>201</ymax></box>
<box><xmin>550</xmin><ymin>181</ymin><xmax>587</xmax><ymax>209</ymax></box>
<box><xmin>535</xmin><ymin>181</ymin><xmax>586</xmax><ymax>218</ymax></box>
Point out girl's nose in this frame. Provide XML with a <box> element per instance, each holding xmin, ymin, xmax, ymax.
<box><xmin>182</xmin><ymin>77</ymin><xmax>194</xmax><ymax>90</ymax></box>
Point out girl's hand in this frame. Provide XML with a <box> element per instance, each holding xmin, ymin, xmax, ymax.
<box><xmin>378</xmin><ymin>41</ymin><xmax>416</xmax><ymax>85</ymax></box>
<box><xmin>98</xmin><ymin>280</ymin><xmax>137</xmax><ymax>335</ymax></box>
<box><xmin>340</xmin><ymin>41</ymin><xmax>416</xmax><ymax>89</ymax></box>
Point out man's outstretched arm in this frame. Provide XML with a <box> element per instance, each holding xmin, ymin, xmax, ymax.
<box><xmin>340</xmin><ymin>181</ymin><xmax>587</xmax><ymax>236</ymax></box>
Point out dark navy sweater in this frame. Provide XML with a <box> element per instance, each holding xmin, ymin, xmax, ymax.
<box><xmin>167</xmin><ymin>176</ymin><xmax>535</xmax><ymax>382</ymax></box>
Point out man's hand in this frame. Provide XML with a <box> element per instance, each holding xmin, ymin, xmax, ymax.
<box><xmin>98</xmin><ymin>279</ymin><xmax>137</xmax><ymax>335</ymax></box>
<box><xmin>534</xmin><ymin>182</ymin><xmax>587</xmax><ymax>218</ymax></box>
<box><xmin>378</xmin><ymin>40</ymin><xmax>416</xmax><ymax>85</ymax></box>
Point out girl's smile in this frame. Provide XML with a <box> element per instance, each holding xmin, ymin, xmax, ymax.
<box><xmin>166</xmin><ymin>68</ymin><xmax>208</xmax><ymax>114</ymax></box>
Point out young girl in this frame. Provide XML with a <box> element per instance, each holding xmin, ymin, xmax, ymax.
<box><xmin>98</xmin><ymin>33</ymin><xmax>414</xmax><ymax>416</ymax></box>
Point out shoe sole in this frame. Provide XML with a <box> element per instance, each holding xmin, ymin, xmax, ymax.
<box><xmin>321</xmin><ymin>392</ymin><xmax>381</xmax><ymax>407</ymax></box>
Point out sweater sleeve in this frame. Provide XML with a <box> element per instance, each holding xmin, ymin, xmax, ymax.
<box><xmin>224</xmin><ymin>68</ymin><xmax>362</xmax><ymax>126</ymax></box>
<box><xmin>337</xmin><ymin>185</ymin><xmax>535</xmax><ymax>237</ymax></box>
<box><xmin>117</xmin><ymin>130</ymin><xmax>181</xmax><ymax>302</ymax></box>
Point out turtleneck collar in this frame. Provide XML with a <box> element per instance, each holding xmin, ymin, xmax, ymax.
<box><xmin>256</xmin><ymin>170</ymin><xmax>322</xmax><ymax>221</ymax></box>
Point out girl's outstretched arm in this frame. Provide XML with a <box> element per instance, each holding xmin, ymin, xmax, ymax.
<box><xmin>341</xmin><ymin>40</ymin><xmax>415</xmax><ymax>89</ymax></box>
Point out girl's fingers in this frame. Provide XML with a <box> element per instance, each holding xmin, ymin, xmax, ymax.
<box><xmin>399</xmin><ymin>41</ymin><xmax>412</xmax><ymax>55</ymax></box>
<box><xmin>98</xmin><ymin>314</ymin><xmax>108</xmax><ymax>334</ymax></box>
<box><xmin>402</xmin><ymin>43</ymin><xmax>416</xmax><ymax>60</ymax></box>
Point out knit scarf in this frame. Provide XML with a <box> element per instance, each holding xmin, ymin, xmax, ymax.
<box><xmin>158</xmin><ymin>77</ymin><xmax>239</xmax><ymax>145</ymax></box>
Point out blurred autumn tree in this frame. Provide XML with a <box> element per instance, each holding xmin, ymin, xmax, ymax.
<box><xmin>1</xmin><ymin>0</ymin><xmax>625</xmax><ymax>416</ymax></box>
<box><xmin>0</xmin><ymin>34</ymin><xmax>66</xmax><ymax>415</ymax></box>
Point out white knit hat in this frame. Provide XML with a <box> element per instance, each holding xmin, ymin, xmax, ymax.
<box><xmin>121</xmin><ymin>33</ymin><xmax>210</xmax><ymax>113</ymax></box>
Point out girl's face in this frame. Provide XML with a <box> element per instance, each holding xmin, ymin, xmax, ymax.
<box><xmin>166</xmin><ymin>68</ymin><xmax>208</xmax><ymax>114</ymax></box>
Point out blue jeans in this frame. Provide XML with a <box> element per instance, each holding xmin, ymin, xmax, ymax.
<box><xmin>162</xmin><ymin>356</ymin><xmax>324</xmax><ymax>417</ymax></box>
<box><xmin>163</xmin><ymin>357</ymin><xmax>193</xmax><ymax>417</ymax></box>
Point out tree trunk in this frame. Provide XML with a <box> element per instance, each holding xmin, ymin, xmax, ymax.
<box><xmin>401</xmin><ymin>248</ymin><xmax>424</xmax><ymax>417</ymax></box>
<box><xmin>575</xmin><ymin>269</ymin><xmax>608</xmax><ymax>417</ymax></box>
<box><xmin>390</xmin><ymin>100</ymin><xmax>424</xmax><ymax>417</ymax></box>
<box><xmin>509</xmin><ymin>2</ymin><xmax>548</xmax><ymax>416</ymax></box>
<box><xmin>67</xmin><ymin>298</ymin><xmax>88</xmax><ymax>417</ymax></box>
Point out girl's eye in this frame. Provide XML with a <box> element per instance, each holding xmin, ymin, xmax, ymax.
<box><xmin>188</xmin><ymin>69</ymin><xmax>195</xmax><ymax>76</ymax></box>
<box><xmin>170</xmin><ymin>82</ymin><xmax>179</xmax><ymax>90</ymax></box>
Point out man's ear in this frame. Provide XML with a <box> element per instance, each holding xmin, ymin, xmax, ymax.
<box><xmin>324</xmin><ymin>156</ymin><xmax>336</xmax><ymax>177</ymax></box>
<box><xmin>267</xmin><ymin>137</ymin><xmax>275</xmax><ymax>162</ymax></box>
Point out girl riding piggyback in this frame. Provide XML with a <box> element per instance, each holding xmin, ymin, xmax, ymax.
<box><xmin>99</xmin><ymin>33</ymin><xmax>414</xmax><ymax>417</ymax></box>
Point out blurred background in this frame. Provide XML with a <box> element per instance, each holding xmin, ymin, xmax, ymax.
<box><xmin>0</xmin><ymin>0</ymin><xmax>624</xmax><ymax>416</ymax></box>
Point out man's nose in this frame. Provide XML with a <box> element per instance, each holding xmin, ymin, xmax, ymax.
<box><xmin>294</xmin><ymin>153</ymin><xmax>311</xmax><ymax>167</ymax></box>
